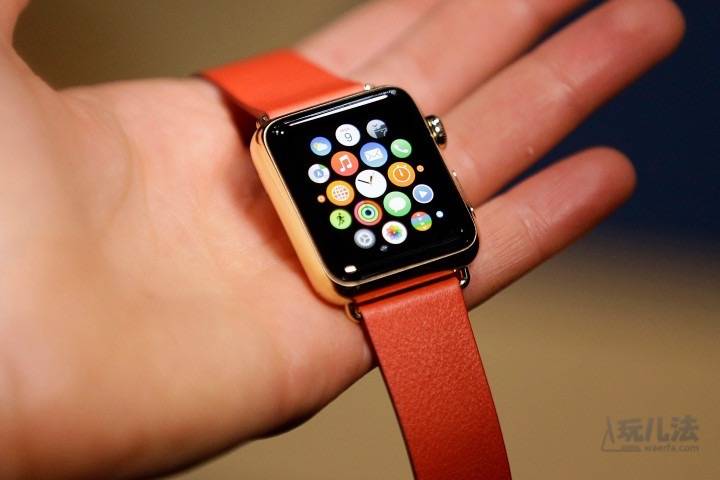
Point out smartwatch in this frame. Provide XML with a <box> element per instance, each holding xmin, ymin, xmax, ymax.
<box><xmin>203</xmin><ymin>50</ymin><xmax>511</xmax><ymax>480</ymax></box>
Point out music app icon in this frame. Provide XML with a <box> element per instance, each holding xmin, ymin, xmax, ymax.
<box><xmin>331</xmin><ymin>151</ymin><xmax>359</xmax><ymax>176</ymax></box>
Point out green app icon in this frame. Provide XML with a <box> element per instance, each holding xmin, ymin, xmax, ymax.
<box><xmin>383</xmin><ymin>191</ymin><xmax>412</xmax><ymax>217</ymax></box>
<box><xmin>390</xmin><ymin>139</ymin><xmax>412</xmax><ymax>158</ymax></box>
<box><xmin>329</xmin><ymin>209</ymin><xmax>352</xmax><ymax>230</ymax></box>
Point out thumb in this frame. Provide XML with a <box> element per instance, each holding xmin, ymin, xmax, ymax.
<box><xmin>0</xmin><ymin>0</ymin><xmax>28</xmax><ymax>45</ymax></box>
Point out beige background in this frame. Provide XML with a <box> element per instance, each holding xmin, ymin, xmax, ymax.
<box><xmin>14</xmin><ymin>2</ymin><xmax>719</xmax><ymax>479</ymax></box>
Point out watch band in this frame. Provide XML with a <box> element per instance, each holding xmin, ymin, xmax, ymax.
<box><xmin>202</xmin><ymin>49</ymin><xmax>363</xmax><ymax>121</ymax></box>
<box><xmin>202</xmin><ymin>50</ymin><xmax>511</xmax><ymax>479</ymax></box>
<box><xmin>355</xmin><ymin>271</ymin><xmax>511</xmax><ymax>480</ymax></box>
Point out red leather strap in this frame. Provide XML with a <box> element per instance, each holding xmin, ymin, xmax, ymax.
<box><xmin>202</xmin><ymin>49</ymin><xmax>362</xmax><ymax>120</ymax></box>
<box><xmin>358</xmin><ymin>272</ymin><xmax>511</xmax><ymax>480</ymax></box>
<box><xmin>203</xmin><ymin>51</ymin><xmax>510</xmax><ymax>479</ymax></box>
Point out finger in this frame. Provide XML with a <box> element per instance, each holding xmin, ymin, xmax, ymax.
<box><xmin>0</xmin><ymin>0</ymin><xmax>28</xmax><ymax>44</ymax></box>
<box><xmin>445</xmin><ymin>0</ymin><xmax>685</xmax><ymax>205</ymax></box>
<box><xmin>297</xmin><ymin>0</ymin><xmax>442</xmax><ymax>74</ymax></box>
<box><xmin>351</xmin><ymin>0</ymin><xmax>586</xmax><ymax>113</ymax></box>
<box><xmin>464</xmin><ymin>147</ymin><xmax>636</xmax><ymax>306</ymax></box>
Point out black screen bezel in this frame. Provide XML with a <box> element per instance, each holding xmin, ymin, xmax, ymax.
<box><xmin>263</xmin><ymin>87</ymin><xmax>478</xmax><ymax>290</ymax></box>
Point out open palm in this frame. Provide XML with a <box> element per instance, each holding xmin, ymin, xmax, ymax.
<box><xmin>0</xmin><ymin>0</ymin><xmax>683</xmax><ymax>478</ymax></box>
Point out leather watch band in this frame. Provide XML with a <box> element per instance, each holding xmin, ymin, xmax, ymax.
<box><xmin>356</xmin><ymin>271</ymin><xmax>511</xmax><ymax>480</ymax></box>
<box><xmin>202</xmin><ymin>50</ymin><xmax>511</xmax><ymax>479</ymax></box>
<box><xmin>202</xmin><ymin>49</ymin><xmax>362</xmax><ymax>121</ymax></box>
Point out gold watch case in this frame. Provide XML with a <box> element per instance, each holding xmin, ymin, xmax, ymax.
<box><xmin>249</xmin><ymin>87</ymin><xmax>478</xmax><ymax>306</ymax></box>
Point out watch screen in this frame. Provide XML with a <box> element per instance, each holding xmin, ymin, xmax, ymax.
<box><xmin>264</xmin><ymin>87</ymin><xmax>477</xmax><ymax>284</ymax></box>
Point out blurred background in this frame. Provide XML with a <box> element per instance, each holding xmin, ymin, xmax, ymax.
<box><xmin>14</xmin><ymin>0</ymin><xmax>718</xmax><ymax>478</ymax></box>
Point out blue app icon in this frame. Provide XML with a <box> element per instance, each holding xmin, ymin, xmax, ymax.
<box><xmin>412</xmin><ymin>184</ymin><xmax>434</xmax><ymax>204</ymax></box>
<box><xmin>310</xmin><ymin>136</ymin><xmax>332</xmax><ymax>156</ymax></box>
<box><xmin>359</xmin><ymin>142</ymin><xmax>388</xmax><ymax>168</ymax></box>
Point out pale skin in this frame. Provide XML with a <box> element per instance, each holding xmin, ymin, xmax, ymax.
<box><xmin>0</xmin><ymin>0</ymin><xmax>684</xmax><ymax>477</ymax></box>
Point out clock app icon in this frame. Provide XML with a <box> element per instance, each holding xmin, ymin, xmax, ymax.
<box><xmin>354</xmin><ymin>169</ymin><xmax>388</xmax><ymax>199</ymax></box>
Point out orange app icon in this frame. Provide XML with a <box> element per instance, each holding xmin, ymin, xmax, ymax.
<box><xmin>326</xmin><ymin>180</ymin><xmax>355</xmax><ymax>206</ymax></box>
<box><xmin>331</xmin><ymin>151</ymin><xmax>359</xmax><ymax>176</ymax></box>
<box><xmin>388</xmin><ymin>161</ymin><xmax>416</xmax><ymax>187</ymax></box>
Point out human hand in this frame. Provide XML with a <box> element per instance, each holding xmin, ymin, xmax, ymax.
<box><xmin>0</xmin><ymin>0</ymin><xmax>684</xmax><ymax>478</ymax></box>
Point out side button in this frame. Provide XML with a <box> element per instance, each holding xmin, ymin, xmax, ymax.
<box><xmin>451</xmin><ymin>169</ymin><xmax>474</xmax><ymax>215</ymax></box>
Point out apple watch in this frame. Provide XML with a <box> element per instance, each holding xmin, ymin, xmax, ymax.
<box><xmin>203</xmin><ymin>50</ymin><xmax>511</xmax><ymax>480</ymax></box>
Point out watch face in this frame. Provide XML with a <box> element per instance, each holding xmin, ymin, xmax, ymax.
<box><xmin>264</xmin><ymin>87</ymin><xmax>477</xmax><ymax>284</ymax></box>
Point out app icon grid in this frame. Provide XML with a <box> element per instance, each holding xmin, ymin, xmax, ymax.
<box><xmin>308</xmin><ymin>120</ymin><xmax>439</xmax><ymax>255</ymax></box>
